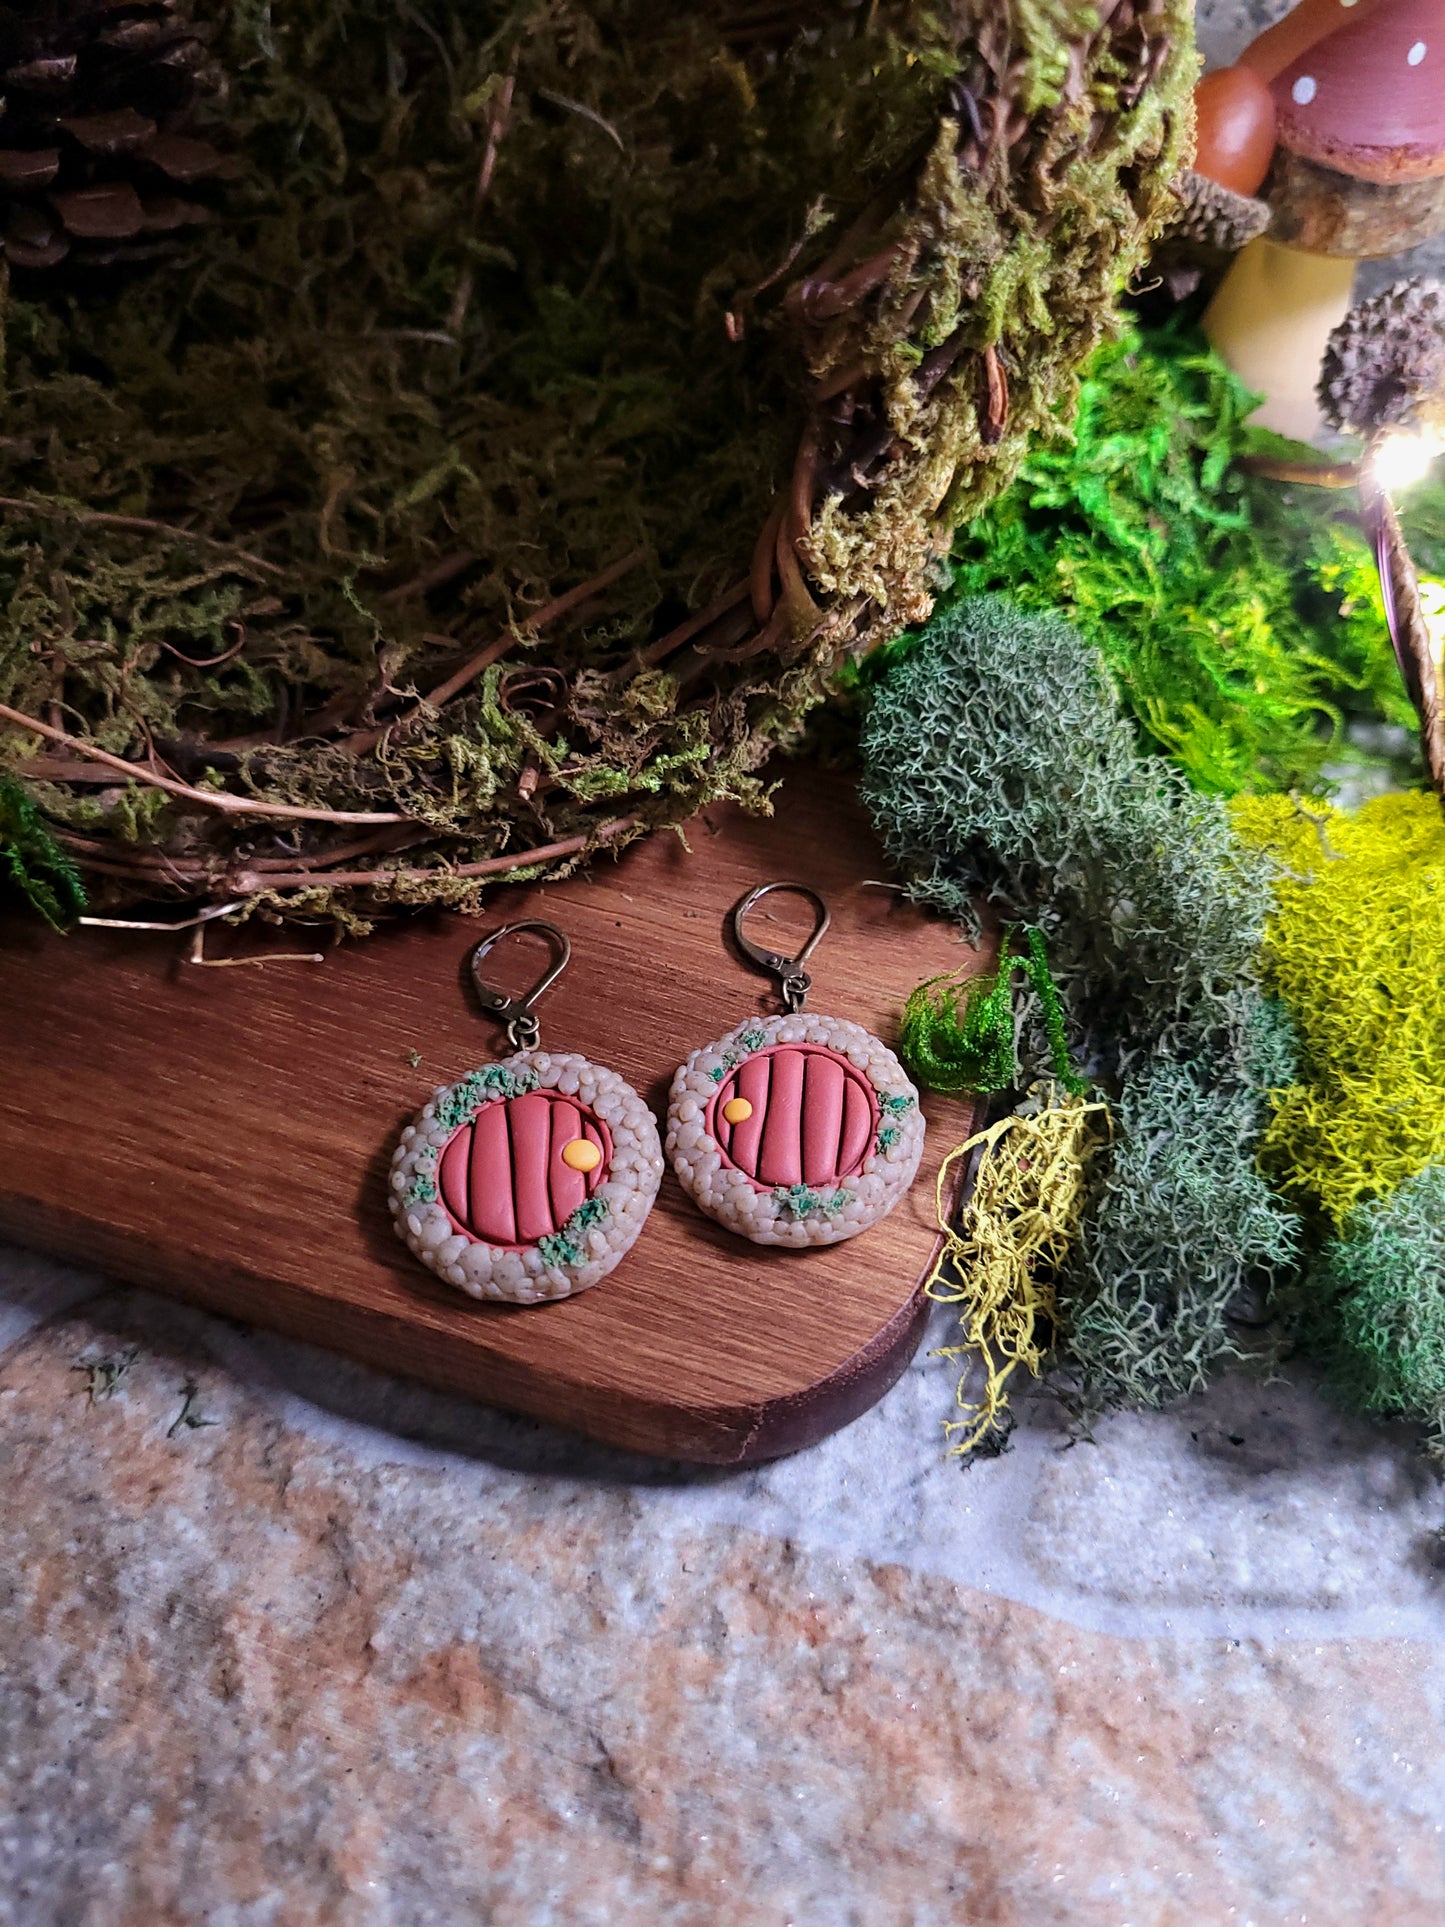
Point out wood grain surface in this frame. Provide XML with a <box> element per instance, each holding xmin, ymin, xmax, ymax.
<box><xmin>0</xmin><ymin>770</ymin><xmax>995</xmax><ymax>1463</ymax></box>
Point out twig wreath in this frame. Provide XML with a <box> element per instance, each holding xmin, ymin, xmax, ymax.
<box><xmin>0</xmin><ymin>0</ymin><xmax>1190</xmax><ymax>929</ymax></box>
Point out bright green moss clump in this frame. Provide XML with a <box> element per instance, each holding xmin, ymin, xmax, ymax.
<box><xmin>0</xmin><ymin>770</ymin><xmax>85</xmax><ymax>928</ymax></box>
<box><xmin>950</xmin><ymin>321</ymin><xmax>1437</xmax><ymax>796</ymax></box>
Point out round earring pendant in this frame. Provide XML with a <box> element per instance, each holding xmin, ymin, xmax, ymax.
<box><xmin>390</xmin><ymin>1051</ymin><xmax>663</xmax><ymax>1303</ymax></box>
<box><xmin>666</xmin><ymin>1013</ymin><xmax>925</xmax><ymax>1247</ymax></box>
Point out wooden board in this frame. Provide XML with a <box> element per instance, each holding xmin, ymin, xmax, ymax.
<box><xmin>0</xmin><ymin>771</ymin><xmax>993</xmax><ymax>1463</ymax></box>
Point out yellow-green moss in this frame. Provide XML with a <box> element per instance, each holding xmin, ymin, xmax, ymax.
<box><xmin>1233</xmin><ymin>791</ymin><xmax>1445</xmax><ymax>1227</ymax></box>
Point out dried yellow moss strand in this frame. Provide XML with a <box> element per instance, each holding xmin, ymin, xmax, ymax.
<box><xmin>927</xmin><ymin>1089</ymin><xmax>1109</xmax><ymax>1456</ymax></box>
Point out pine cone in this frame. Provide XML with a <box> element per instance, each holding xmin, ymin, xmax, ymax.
<box><xmin>1162</xmin><ymin>169</ymin><xmax>1271</xmax><ymax>254</ymax></box>
<box><xmin>1319</xmin><ymin>278</ymin><xmax>1445</xmax><ymax>438</ymax></box>
<box><xmin>1146</xmin><ymin>169</ymin><xmax>1270</xmax><ymax>309</ymax></box>
<box><xmin>0</xmin><ymin>0</ymin><xmax>229</xmax><ymax>272</ymax></box>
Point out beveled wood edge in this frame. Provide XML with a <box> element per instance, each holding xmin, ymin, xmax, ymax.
<box><xmin>0</xmin><ymin>1098</ymin><xmax>976</xmax><ymax>1466</ymax></box>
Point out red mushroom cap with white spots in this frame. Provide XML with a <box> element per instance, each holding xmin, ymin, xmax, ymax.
<box><xmin>1274</xmin><ymin>0</ymin><xmax>1445</xmax><ymax>185</ymax></box>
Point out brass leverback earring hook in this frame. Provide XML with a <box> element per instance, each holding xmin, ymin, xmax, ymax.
<box><xmin>732</xmin><ymin>882</ymin><xmax>829</xmax><ymax>1013</ymax></box>
<box><xmin>470</xmin><ymin>920</ymin><xmax>571</xmax><ymax>1050</ymax></box>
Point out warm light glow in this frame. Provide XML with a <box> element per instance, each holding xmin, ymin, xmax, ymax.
<box><xmin>1370</xmin><ymin>428</ymin><xmax>1445</xmax><ymax>495</ymax></box>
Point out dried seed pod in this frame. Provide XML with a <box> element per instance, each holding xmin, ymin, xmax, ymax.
<box><xmin>1319</xmin><ymin>277</ymin><xmax>1445</xmax><ymax>436</ymax></box>
<box><xmin>1148</xmin><ymin>169</ymin><xmax>1272</xmax><ymax>311</ymax></box>
<box><xmin>1164</xmin><ymin>169</ymin><xmax>1273</xmax><ymax>253</ymax></box>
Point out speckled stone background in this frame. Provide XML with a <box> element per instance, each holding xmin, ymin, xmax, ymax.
<box><xmin>6</xmin><ymin>6</ymin><xmax>1445</xmax><ymax>1922</ymax></box>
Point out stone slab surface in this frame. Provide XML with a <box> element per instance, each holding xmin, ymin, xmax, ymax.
<box><xmin>3</xmin><ymin>1243</ymin><xmax>1445</xmax><ymax>1925</ymax></box>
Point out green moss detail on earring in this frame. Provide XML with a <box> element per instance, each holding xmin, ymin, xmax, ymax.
<box><xmin>773</xmin><ymin>1184</ymin><xmax>853</xmax><ymax>1220</ymax></box>
<box><xmin>402</xmin><ymin>1143</ymin><xmax>440</xmax><ymax>1210</ymax></box>
<box><xmin>537</xmin><ymin>1195</ymin><xmax>611</xmax><ymax>1270</ymax></box>
<box><xmin>433</xmin><ymin>1064</ymin><xmax>539</xmax><ymax>1134</ymax></box>
<box><xmin>706</xmin><ymin>1026</ymin><xmax>771</xmax><ymax>1081</ymax></box>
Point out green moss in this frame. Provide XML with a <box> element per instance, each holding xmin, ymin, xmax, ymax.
<box><xmin>537</xmin><ymin>1193</ymin><xmax>610</xmax><ymax>1268</ymax></box>
<box><xmin>1308</xmin><ymin>1166</ymin><xmax>1445</xmax><ymax>1450</ymax></box>
<box><xmin>861</xmin><ymin>592</ymin><xmax>1303</xmax><ymax>1415</ymax></box>
<box><xmin>899</xmin><ymin>925</ymin><xmax>1083</xmax><ymax>1095</ymax></box>
<box><xmin>0</xmin><ymin>769</ymin><xmax>85</xmax><ymax>929</ymax></box>
<box><xmin>1061</xmin><ymin>1056</ymin><xmax>1297</xmax><ymax>1415</ymax></box>
<box><xmin>774</xmin><ymin>1184</ymin><xmax>852</xmax><ymax>1219</ymax></box>
<box><xmin>859</xmin><ymin>594</ymin><xmax>1272</xmax><ymax>1061</ymax></box>
<box><xmin>944</xmin><ymin>320</ymin><xmax>1430</xmax><ymax>796</ymax></box>
<box><xmin>1233</xmin><ymin>790</ymin><xmax>1445</xmax><ymax>1228</ymax></box>
<box><xmin>433</xmin><ymin>1062</ymin><xmax>537</xmax><ymax>1133</ymax></box>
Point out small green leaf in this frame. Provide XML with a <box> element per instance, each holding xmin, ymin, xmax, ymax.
<box><xmin>0</xmin><ymin>770</ymin><xmax>86</xmax><ymax>929</ymax></box>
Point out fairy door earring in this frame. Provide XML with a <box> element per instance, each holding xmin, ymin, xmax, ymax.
<box><xmin>666</xmin><ymin>884</ymin><xmax>925</xmax><ymax>1248</ymax></box>
<box><xmin>389</xmin><ymin>921</ymin><xmax>663</xmax><ymax>1304</ymax></box>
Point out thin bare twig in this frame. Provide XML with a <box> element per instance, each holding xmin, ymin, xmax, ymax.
<box><xmin>379</xmin><ymin>550</ymin><xmax>475</xmax><ymax>606</ymax></box>
<box><xmin>229</xmin><ymin>812</ymin><xmax>640</xmax><ymax>893</ymax></box>
<box><xmin>160</xmin><ymin>628</ymin><xmax>248</xmax><ymax>670</ymax></box>
<box><xmin>188</xmin><ymin>927</ymin><xmax>325</xmax><ymax>967</ymax></box>
<box><xmin>447</xmin><ymin>71</ymin><xmax>516</xmax><ymax>338</ymax></box>
<box><xmin>641</xmin><ymin>578</ymin><xmax>752</xmax><ymax>667</ymax></box>
<box><xmin>80</xmin><ymin>900</ymin><xmax>247</xmax><ymax>932</ymax></box>
<box><xmin>537</xmin><ymin>88</ymin><xmax>625</xmax><ymax>152</ymax></box>
<box><xmin>1237</xmin><ymin>454</ymin><xmax>1360</xmax><ymax>490</ymax></box>
<box><xmin>0</xmin><ymin>701</ymin><xmax>406</xmax><ymax>825</ymax></box>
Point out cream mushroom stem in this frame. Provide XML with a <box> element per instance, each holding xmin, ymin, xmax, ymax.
<box><xmin>1202</xmin><ymin>236</ymin><xmax>1356</xmax><ymax>442</ymax></box>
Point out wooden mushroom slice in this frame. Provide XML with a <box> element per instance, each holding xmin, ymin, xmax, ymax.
<box><xmin>1205</xmin><ymin>0</ymin><xmax>1445</xmax><ymax>441</ymax></box>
